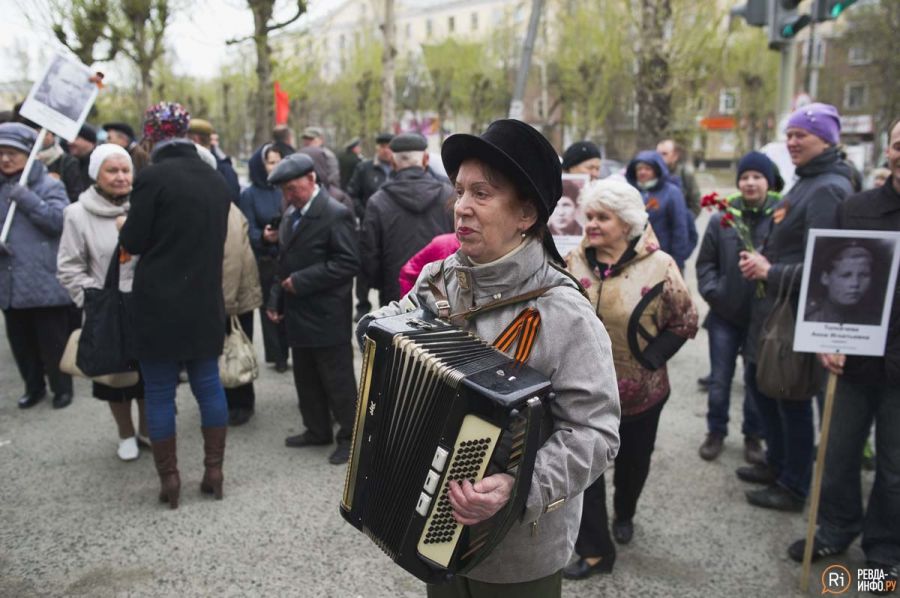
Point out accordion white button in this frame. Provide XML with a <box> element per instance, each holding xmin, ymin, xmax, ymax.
<box><xmin>432</xmin><ymin>447</ymin><xmax>449</xmax><ymax>472</ymax></box>
<box><xmin>416</xmin><ymin>492</ymin><xmax>432</xmax><ymax>516</ymax></box>
<box><xmin>424</xmin><ymin>470</ymin><xmax>440</xmax><ymax>494</ymax></box>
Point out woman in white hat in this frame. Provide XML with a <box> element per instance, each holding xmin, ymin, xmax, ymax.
<box><xmin>57</xmin><ymin>143</ymin><xmax>147</xmax><ymax>461</ymax></box>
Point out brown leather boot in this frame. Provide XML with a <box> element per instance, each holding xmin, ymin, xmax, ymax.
<box><xmin>151</xmin><ymin>436</ymin><xmax>180</xmax><ymax>509</ymax></box>
<box><xmin>200</xmin><ymin>426</ymin><xmax>227</xmax><ymax>500</ymax></box>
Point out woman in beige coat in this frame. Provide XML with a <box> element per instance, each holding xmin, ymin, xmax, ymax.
<box><xmin>57</xmin><ymin>144</ymin><xmax>147</xmax><ymax>461</ymax></box>
<box><xmin>193</xmin><ymin>141</ymin><xmax>264</xmax><ymax>426</ymax></box>
<box><xmin>221</xmin><ymin>202</ymin><xmax>262</xmax><ymax>425</ymax></box>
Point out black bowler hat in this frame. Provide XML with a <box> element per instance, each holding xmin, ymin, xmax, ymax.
<box><xmin>441</xmin><ymin>119</ymin><xmax>564</xmax><ymax>264</ymax></box>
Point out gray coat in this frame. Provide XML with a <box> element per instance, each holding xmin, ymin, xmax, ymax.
<box><xmin>357</xmin><ymin>238</ymin><xmax>621</xmax><ymax>584</ymax></box>
<box><xmin>0</xmin><ymin>161</ymin><xmax>72</xmax><ymax>310</ymax></box>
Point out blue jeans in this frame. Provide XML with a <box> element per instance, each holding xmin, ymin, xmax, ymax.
<box><xmin>140</xmin><ymin>357</ymin><xmax>228</xmax><ymax>441</ymax></box>
<box><xmin>816</xmin><ymin>379</ymin><xmax>900</xmax><ymax>565</ymax></box>
<box><xmin>705</xmin><ymin>312</ymin><xmax>764</xmax><ymax>438</ymax></box>
<box><xmin>744</xmin><ymin>361</ymin><xmax>814</xmax><ymax>497</ymax></box>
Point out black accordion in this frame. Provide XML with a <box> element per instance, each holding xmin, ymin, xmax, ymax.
<box><xmin>340</xmin><ymin>309</ymin><xmax>553</xmax><ymax>584</ymax></box>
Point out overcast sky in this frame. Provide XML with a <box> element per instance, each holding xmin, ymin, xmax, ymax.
<box><xmin>0</xmin><ymin>0</ymin><xmax>330</xmax><ymax>83</ymax></box>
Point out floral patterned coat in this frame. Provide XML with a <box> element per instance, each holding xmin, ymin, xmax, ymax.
<box><xmin>566</xmin><ymin>225</ymin><xmax>698</xmax><ymax>417</ymax></box>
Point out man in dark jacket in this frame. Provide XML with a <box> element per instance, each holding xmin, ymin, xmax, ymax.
<box><xmin>67</xmin><ymin>124</ymin><xmax>97</xmax><ymax>193</ymax></box>
<box><xmin>657</xmin><ymin>138</ymin><xmax>701</xmax><ymax>217</ymax></box>
<box><xmin>187</xmin><ymin>118</ymin><xmax>240</xmax><ymax>203</ymax></box>
<box><xmin>696</xmin><ymin>151</ymin><xmax>779</xmax><ymax>464</ymax></box>
<box><xmin>103</xmin><ymin>122</ymin><xmax>150</xmax><ymax>174</ymax></box>
<box><xmin>361</xmin><ymin>132</ymin><xmax>454</xmax><ymax>304</ymax></box>
<box><xmin>787</xmin><ymin>118</ymin><xmax>900</xmax><ymax>585</ymax></box>
<box><xmin>625</xmin><ymin>150</ymin><xmax>695</xmax><ymax>269</ymax></box>
<box><xmin>338</xmin><ymin>137</ymin><xmax>362</xmax><ymax>190</ymax></box>
<box><xmin>347</xmin><ymin>132</ymin><xmax>393</xmax><ymax>318</ymax></box>
<box><xmin>265</xmin><ymin>154</ymin><xmax>360</xmax><ymax>465</ymax></box>
<box><xmin>738</xmin><ymin>102</ymin><xmax>855</xmax><ymax>512</ymax></box>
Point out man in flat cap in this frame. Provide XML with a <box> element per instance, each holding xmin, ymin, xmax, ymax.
<box><xmin>361</xmin><ymin>132</ymin><xmax>454</xmax><ymax>304</ymax></box>
<box><xmin>188</xmin><ymin>118</ymin><xmax>240</xmax><ymax>202</ymax></box>
<box><xmin>265</xmin><ymin>153</ymin><xmax>360</xmax><ymax>465</ymax></box>
<box><xmin>103</xmin><ymin>122</ymin><xmax>150</xmax><ymax>174</ymax></box>
<box><xmin>346</xmin><ymin>132</ymin><xmax>394</xmax><ymax>319</ymax></box>
<box><xmin>300</xmin><ymin>126</ymin><xmax>340</xmax><ymax>188</ymax></box>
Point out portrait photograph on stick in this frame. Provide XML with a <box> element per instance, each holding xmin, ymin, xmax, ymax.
<box><xmin>18</xmin><ymin>53</ymin><xmax>98</xmax><ymax>141</ymax></box>
<box><xmin>794</xmin><ymin>229</ymin><xmax>900</xmax><ymax>356</ymax></box>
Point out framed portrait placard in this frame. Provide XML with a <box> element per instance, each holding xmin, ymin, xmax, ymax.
<box><xmin>794</xmin><ymin>229</ymin><xmax>900</xmax><ymax>357</ymax></box>
<box><xmin>18</xmin><ymin>53</ymin><xmax>98</xmax><ymax>142</ymax></box>
<box><xmin>550</xmin><ymin>173</ymin><xmax>590</xmax><ymax>259</ymax></box>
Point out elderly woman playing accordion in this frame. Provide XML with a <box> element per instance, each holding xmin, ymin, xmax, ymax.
<box><xmin>356</xmin><ymin>119</ymin><xmax>620</xmax><ymax>598</ymax></box>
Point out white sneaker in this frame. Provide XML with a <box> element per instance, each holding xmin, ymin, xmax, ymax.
<box><xmin>117</xmin><ymin>436</ymin><xmax>139</xmax><ymax>461</ymax></box>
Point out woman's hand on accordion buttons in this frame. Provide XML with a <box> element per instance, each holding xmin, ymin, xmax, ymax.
<box><xmin>448</xmin><ymin>473</ymin><xmax>515</xmax><ymax>526</ymax></box>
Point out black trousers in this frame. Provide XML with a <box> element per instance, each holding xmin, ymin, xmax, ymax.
<box><xmin>575</xmin><ymin>399</ymin><xmax>666</xmax><ymax>558</ymax></box>
<box><xmin>225</xmin><ymin>311</ymin><xmax>256</xmax><ymax>411</ymax></box>
<box><xmin>291</xmin><ymin>344</ymin><xmax>357</xmax><ymax>443</ymax></box>
<box><xmin>4</xmin><ymin>306</ymin><xmax>74</xmax><ymax>396</ymax></box>
<box><xmin>257</xmin><ymin>256</ymin><xmax>289</xmax><ymax>364</ymax></box>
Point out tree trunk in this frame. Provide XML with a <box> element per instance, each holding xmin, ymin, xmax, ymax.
<box><xmin>251</xmin><ymin>1</ymin><xmax>275</xmax><ymax>148</ymax></box>
<box><xmin>635</xmin><ymin>0</ymin><xmax>672</xmax><ymax>148</ymax></box>
<box><xmin>381</xmin><ymin>0</ymin><xmax>396</xmax><ymax>132</ymax></box>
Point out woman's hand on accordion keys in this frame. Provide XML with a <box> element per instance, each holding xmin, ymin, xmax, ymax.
<box><xmin>447</xmin><ymin>473</ymin><xmax>515</xmax><ymax>526</ymax></box>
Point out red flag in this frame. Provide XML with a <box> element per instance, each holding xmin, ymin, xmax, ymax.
<box><xmin>274</xmin><ymin>81</ymin><xmax>289</xmax><ymax>125</ymax></box>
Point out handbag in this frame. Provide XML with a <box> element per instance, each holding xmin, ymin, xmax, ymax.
<box><xmin>218</xmin><ymin>314</ymin><xmax>258</xmax><ymax>388</ymax></box>
<box><xmin>60</xmin><ymin>328</ymin><xmax>139</xmax><ymax>388</ymax></box>
<box><xmin>76</xmin><ymin>245</ymin><xmax>137</xmax><ymax>377</ymax></box>
<box><xmin>755</xmin><ymin>266</ymin><xmax>823</xmax><ymax>400</ymax></box>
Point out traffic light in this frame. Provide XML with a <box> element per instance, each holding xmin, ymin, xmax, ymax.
<box><xmin>731</xmin><ymin>0</ymin><xmax>768</xmax><ymax>27</ymax></box>
<box><xmin>769</xmin><ymin>0</ymin><xmax>811</xmax><ymax>49</ymax></box>
<box><xmin>814</xmin><ymin>0</ymin><xmax>859</xmax><ymax>22</ymax></box>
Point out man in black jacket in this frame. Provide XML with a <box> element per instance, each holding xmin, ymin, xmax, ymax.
<box><xmin>265</xmin><ymin>154</ymin><xmax>360</xmax><ymax>465</ymax></box>
<box><xmin>787</xmin><ymin>118</ymin><xmax>900</xmax><ymax>587</ymax></box>
<box><xmin>347</xmin><ymin>132</ymin><xmax>393</xmax><ymax>319</ymax></box>
<box><xmin>361</xmin><ymin>132</ymin><xmax>454</xmax><ymax>304</ymax></box>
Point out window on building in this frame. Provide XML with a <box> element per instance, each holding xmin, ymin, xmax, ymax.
<box><xmin>800</xmin><ymin>38</ymin><xmax>827</xmax><ymax>67</ymax></box>
<box><xmin>848</xmin><ymin>46</ymin><xmax>871</xmax><ymax>65</ymax></box>
<box><xmin>719</xmin><ymin>88</ymin><xmax>739</xmax><ymax>115</ymax></box>
<box><xmin>448</xmin><ymin>16</ymin><xmax>455</xmax><ymax>33</ymax></box>
<box><xmin>471</xmin><ymin>12</ymin><xmax>478</xmax><ymax>30</ymax></box>
<box><xmin>426</xmin><ymin>19</ymin><xmax>433</xmax><ymax>36</ymax></box>
<box><xmin>844</xmin><ymin>83</ymin><xmax>867</xmax><ymax>110</ymax></box>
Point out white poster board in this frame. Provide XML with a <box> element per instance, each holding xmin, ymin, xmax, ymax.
<box><xmin>794</xmin><ymin>229</ymin><xmax>900</xmax><ymax>356</ymax></box>
<box><xmin>18</xmin><ymin>53</ymin><xmax>98</xmax><ymax>142</ymax></box>
<box><xmin>550</xmin><ymin>173</ymin><xmax>590</xmax><ymax>259</ymax></box>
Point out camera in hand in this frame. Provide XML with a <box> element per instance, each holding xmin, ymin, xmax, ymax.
<box><xmin>268</xmin><ymin>216</ymin><xmax>282</xmax><ymax>229</ymax></box>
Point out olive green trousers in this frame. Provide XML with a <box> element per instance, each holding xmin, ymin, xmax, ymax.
<box><xmin>426</xmin><ymin>571</ymin><xmax>562</xmax><ymax>598</ymax></box>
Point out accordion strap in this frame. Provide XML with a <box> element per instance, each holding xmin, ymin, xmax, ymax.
<box><xmin>492</xmin><ymin>307</ymin><xmax>542</xmax><ymax>364</ymax></box>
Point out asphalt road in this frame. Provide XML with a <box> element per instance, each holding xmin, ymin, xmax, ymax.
<box><xmin>0</xmin><ymin>189</ymin><xmax>875</xmax><ymax>597</ymax></box>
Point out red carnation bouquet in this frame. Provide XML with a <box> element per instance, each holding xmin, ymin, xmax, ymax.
<box><xmin>701</xmin><ymin>192</ymin><xmax>765</xmax><ymax>298</ymax></box>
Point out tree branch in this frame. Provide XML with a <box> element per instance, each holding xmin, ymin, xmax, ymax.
<box><xmin>266</xmin><ymin>0</ymin><xmax>306</xmax><ymax>32</ymax></box>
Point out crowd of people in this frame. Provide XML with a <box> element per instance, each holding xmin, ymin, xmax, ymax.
<box><xmin>1</xmin><ymin>96</ymin><xmax>897</xmax><ymax>595</ymax></box>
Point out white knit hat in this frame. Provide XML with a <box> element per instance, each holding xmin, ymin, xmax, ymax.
<box><xmin>88</xmin><ymin>143</ymin><xmax>133</xmax><ymax>181</ymax></box>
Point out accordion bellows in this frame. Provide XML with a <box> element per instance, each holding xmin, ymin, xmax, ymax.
<box><xmin>341</xmin><ymin>310</ymin><xmax>552</xmax><ymax>583</ymax></box>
